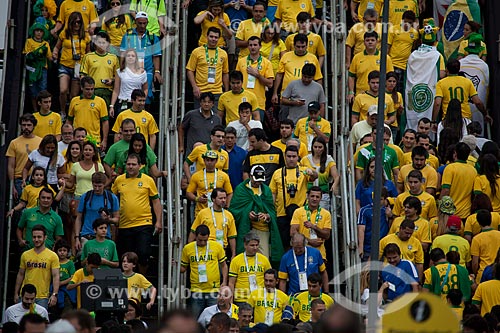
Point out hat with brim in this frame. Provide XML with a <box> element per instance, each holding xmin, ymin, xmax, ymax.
<box><xmin>202</xmin><ymin>150</ymin><xmax>218</xmax><ymax>159</ymax></box>
<box><xmin>438</xmin><ymin>196</ymin><xmax>456</xmax><ymax>215</ymax></box>
<box><xmin>367</xmin><ymin>105</ymin><xmax>378</xmax><ymax>116</ymax></box>
<box><xmin>29</xmin><ymin>19</ymin><xmax>49</xmax><ymax>39</ymax></box>
<box><xmin>135</xmin><ymin>11</ymin><xmax>148</xmax><ymax>19</ymax></box>
<box><xmin>250</xmin><ymin>165</ymin><xmax>266</xmax><ymax>182</ymax></box>
<box><xmin>420</xmin><ymin>18</ymin><xmax>439</xmax><ymax>45</ymax></box>
<box><xmin>465</xmin><ymin>33</ymin><xmax>485</xmax><ymax>55</ymax></box>
<box><xmin>243</xmin><ymin>323</ymin><xmax>269</xmax><ymax>333</ymax></box>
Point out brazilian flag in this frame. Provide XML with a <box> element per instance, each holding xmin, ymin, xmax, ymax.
<box><xmin>438</xmin><ymin>0</ymin><xmax>482</xmax><ymax>61</ymax></box>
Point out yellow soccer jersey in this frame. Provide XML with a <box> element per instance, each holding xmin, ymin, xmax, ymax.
<box><xmin>397</xmin><ymin>164</ymin><xmax>438</xmax><ymax>192</ymax></box>
<box><xmin>33</xmin><ymin>112</ymin><xmax>62</xmax><ymax>138</ymax></box>
<box><xmin>248</xmin><ymin>288</ymin><xmax>289</xmax><ymax>324</ymax></box>
<box><xmin>388</xmin><ymin>26</ymin><xmax>419</xmax><ymax>69</ymax></box>
<box><xmin>402</xmin><ymin>151</ymin><xmax>440</xmax><ymax>170</ymax></box>
<box><xmin>441</xmin><ymin>161</ymin><xmax>477</xmax><ymax>219</ymax></box>
<box><xmin>197</xmin><ymin>11</ymin><xmax>231</xmax><ymax>47</ymax></box>
<box><xmin>186</xmin><ymin>169</ymin><xmax>233</xmax><ymax>216</ymax></box>
<box><xmin>235</xmin><ymin>18</ymin><xmax>271</xmax><ymax>58</ymax></box>
<box><xmin>423</xmin><ymin>262</ymin><xmax>466</xmax><ymax>301</ymax></box>
<box><xmin>272</xmin><ymin>140</ymin><xmax>308</xmax><ymax>159</ymax></box>
<box><xmin>285</xmin><ymin>32</ymin><xmax>326</xmax><ymax>57</ymax></box>
<box><xmin>291</xmin><ymin>206</ymin><xmax>332</xmax><ymax>259</ymax></box>
<box><xmin>57</xmin><ymin>0</ymin><xmax>98</xmax><ymax>31</ymax></box>
<box><xmin>80</xmin><ymin>52</ymin><xmax>120</xmax><ymax>90</ymax></box>
<box><xmin>123</xmin><ymin>272</ymin><xmax>152</xmax><ymax>301</ymax></box>
<box><xmin>275</xmin><ymin>0</ymin><xmax>315</xmax><ymax>32</ymax></box>
<box><xmin>191</xmin><ymin>207</ymin><xmax>237</xmax><ymax>248</ymax></box>
<box><xmin>471</xmin><ymin>229</ymin><xmax>500</xmax><ymax>282</ymax></box>
<box><xmin>431</xmin><ymin>234</ymin><xmax>471</xmax><ymax>266</ymax></box>
<box><xmin>293</xmin><ymin>116</ymin><xmax>331</xmax><ymax>151</ymax></box>
<box><xmin>229</xmin><ymin>253</ymin><xmax>272</xmax><ymax>302</ymax></box>
<box><xmin>111</xmin><ymin>172</ymin><xmax>159</xmax><ymax>228</ymax></box>
<box><xmin>59</xmin><ymin>34</ymin><xmax>91</xmax><ymax>69</ymax></box>
<box><xmin>474</xmin><ymin>175</ymin><xmax>500</xmax><ymax>213</ymax></box>
<box><xmin>260</xmin><ymin>39</ymin><xmax>287</xmax><ymax>75</ymax></box>
<box><xmin>181</xmin><ymin>240</ymin><xmax>227</xmax><ymax>293</ymax></box>
<box><xmin>236</xmin><ymin>56</ymin><xmax>274</xmax><ymax>110</ymax></box>
<box><xmin>351</xmin><ymin>91</ymin><xmax>395</xmax><ymax>122</ymax></box>
<box><xmin>435</xmin><ymin>75</ymin><xmax>478</xmax><ymax>119</ymax></box>
<box><xmin>218</xmin><ymin>89</ymin><xmax>259</xmax><ymax>124</ymax></box>
<box><xmin>6</xmin><ymin>136</ymin><xmax>42</xmax><ymax>178</ymax></box>
<box><xmin>393</xmin><ymin>191</ymin><xmax>438</xmax><ymax>221</ymax></box>
<box><xmin>472</xmin><ymin>280</ymin><xmax>500</xmax><ymax>316</ymax></box>
<box><xmin>346</xmin><ymin>22</ymin><xmax>383</xmax><ymax>56</ymax></box>
<box><xmin>292</xmin><ymin>291</ymin><xmax>334</xmax><ymax>322</ymax></box>
<box><xmin>101</xmin><ymin>15</ymin><xmax>134</xmax><ymax>47</ymax></box>
<box><xmin>277</xmin><ymin>51</ymin><xmax>322</xmax><ymax>93</ymax></box>
<box><xmin>20</xmin><ymin>184</ymin><xmax>56</xmax><ymax>208</ymax></box>
<box><xmin>464</xmin><ymin>212</ymin><xmax>500</xmax><ymax>237</ymax></box>
<box><xmin>379</xmin><ymin>233</ymin><xmax>424</xmax><ymax>264</ymax></box>
<box><xmin>20</xmin><ymin>248</ymin><xmax>60</xmax><ymax>299</ymax></box>
<box><xmin>458</xmin><ymin>39</ymin><xmax>487</xmax><ymax>59</ymax></box>
<box><xmin>70</xmin><ymin>268</ymin><xmax>95</xmax><ymax>309</ymax></box>
<box><xmin>386</xmin><ymin>91</ymin><xmax>403</xmax><ymax>128</ymax></box>
<box><xmin>269</xmin><ymin>166</ymin><xmax>312</xmax><ymax>217</ymax></box>
<box><xmin>23</xmin><ymin>39</ymin><xmax>52</xmax><ymax>69</ymax></box>
<box><xmin>388</xmin><ymin>143</ymin><xmax>405</xmax><ymax>168</ymax></box>
<box><xmin>112</xmin><ymin>109</ymin><xmax>159</xmax><ymax>144</ymax></box>
<box><xmin>68</xmin><ymin>95</ymin><xmax>108</xmax><ymax>143</ymax></box>
<box><xmin>186</xmin><ymin>46</ymin><xmax>229</xmax><ymax>94</ymax></box>
<box><xmin>186</xmin><ymin>144</ymin><xmax>230</xmax><ymax>172</ymax></box>
<box><xmin>389</xmin><ymin>216</ymin><xmax>432</xmax><ymax>244</ymax></box>
<box><xmin>382</xmin><ymin>0</ymin><xmax>419</xmax><ymax>27</ymax></box>
<box><xmin>348</xmin><ymin>50</ymin><xmax>394</xmax><ymax>95</ymax></box>
<box><xmin>353</xmin><ymin>0</ymin><xmax>384</xmax><ymax>22</ymax></box>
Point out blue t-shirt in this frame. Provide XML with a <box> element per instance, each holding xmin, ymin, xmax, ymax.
<box><xmin>78</xmin><ymin>190</ymin><xmax>120</xmax><ymax>238</ymax></box>
<box><xmin>223</xmin><ymin>144</ymin><xmax>248</xmax><ymax>189</ymax></box>
<box><xmin>381</xmin><ymin>259</ymin><xmax>419</xmax><ymax>301</ymax></box>
<box><xmin>279</xmin><ymin>246</ymin><xmax>324</xmax><ymax>295</ymax></box>
<box><xmin>223</xmin><ymin>0</ymin><xmax>255</xmax><ymax>27</ymax></box>
<box><xmin>355</xmin><ymin>179</ymin><xmax>398</xmax><ymax>208</ymax></box>
<box><xmin>357</xmin><ymin>203</ymin><xmax>389</xmax><ymax>254</ymax></box>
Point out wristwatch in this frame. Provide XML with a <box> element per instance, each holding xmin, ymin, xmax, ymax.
<box><xmin>52</xmin><ymin>293</ymin><xmax>58</xmax><ymax>297</ymax></box>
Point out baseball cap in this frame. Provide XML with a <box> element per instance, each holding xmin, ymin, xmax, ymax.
<box><xmin>367</xmin><ymin>105</ymin><xmax>378</xmax><ymax>116</ymax></box>
<box><xmin>202</xmin><ymin>150</ymin><xmax>218</xmax><ymax>159</ymax></box>
<box><xmin>250</xmin><ymin>165</ymin><xmax>266</xmax><ymax>182</ymax></box>
<box><xmin>308</xmin><ymin>101</ymin><xmax>321</xmax><ymax>112</ymax></box>
<box><xmin>461</xmin><ymin>135</ymin><xmax>477</xmax><ymax>152</ymax></box>
<box><xmin>46</xmin><ymin>320</ymin><xmax>77</xmax><ymax>333</ymax></box>
<box><xmin>243</xmin><ymin>323</ymin><xmax>269</xmax><ymax>333</ymax></box>
<box><xmin>465</xmin><ymin>33</ymin><xmax>485</xmax><ymax>55</ymax></box>
<box><xmin>135</xmin><ymin>11</ymin><xmax>148</xmax><ymax>19</ymax></box>
<box><xmin>438</xmin><ymin>196</ymin><xmax>456</xmax><ymax>215</ymax></box>
<box><xmin>446</xmin><ymin>215</ymin><xmax>462</xmax><ymax>230</ymax></box>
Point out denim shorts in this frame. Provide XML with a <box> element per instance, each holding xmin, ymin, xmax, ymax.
<box><xmin>58</xmin><ymin>64</ymin><xmax>78</xmax><ymax>80</ymax></box>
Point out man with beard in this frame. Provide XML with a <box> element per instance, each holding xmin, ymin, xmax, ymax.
<box><xmin>272</xmin><ymin>119</ymin><xmax>308</xmax><ymax>159</ymax></box>
<box><xmin>2</xmin><ymin>284</ymin><xmax>49</xmax><ymax>324</ymax></box>
<box><xmin>397</xmin><ymin>145</ymin><xmax>438</xmax><ymax>195</ymax></box>
<box><xmin>197</xmin><ymin>286</ymin><xmax>239</xmax><ymax>327</ymax></box>
<box><xmin>7</xmin><ymin>114</ymin><xmax>42</xmax><ymax>200</ymax></box>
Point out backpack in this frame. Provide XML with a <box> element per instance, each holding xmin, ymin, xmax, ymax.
<box><xmin>81</xmin><ymin>189</ymin><xmax>115</xmax><ymax>223</ymax></box>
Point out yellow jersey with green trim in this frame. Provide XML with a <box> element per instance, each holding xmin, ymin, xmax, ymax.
<box><xmin>186</xmin><ymin>143</ymin><xmax>229</xmax><ymax>172</ymax></box>
<box><xmin>235</xmin><ymin>18</ymin><xmax>271</xmax><ymax>58</ymax></box>
<box><xmin>111</xmin><ymin>172</ymin><xmax>159</xmax><ymax>228</ymax></box>
<box><xmin>431</xmin><ymin>234</ymin><xmax>471</xmax><ymax>266</ymax></box>
<box><xmin>70</xmin><ymin>267</ymin><xmax>94</xmax><ymax>309</ymax></box>
<box><xmin>292</xmin><ymin>291</ymin><xmax>334</xmax><ymax>322</ymax></box>
<box><xmin>20</xmin><ymin>248</ymin><xmax>60</xmax><ymax>299</ymax></box>
<box><xmin>381</xmin><ymin>0</ymin><xmax>419</xmax><ymax>27</ymax></box>
<box><xmin>293</xmin><ymin>116</ymin><xmax>331</xmax><ymax>150</ymax></box>
<box><xmin>57</xmin><ymin>0</ymin><xmax>98</xmax><ymax>32</ymax></box>
<box><xmin>23</xmin><ymin>38</ymin><xmax>52</xmax><ymax>69</ymax></box>
<box><xmin>123</xmin><ymin>272</ymin><xmax>152</xmax><ymax>302</ymax></box>
<box><xmin>464</xmin><ymin>212</ymin><xmax>500</xmax><ymax>237</ymax></box>
<box><xmin>441</xmin><ymin>161</ymin><xmax>477</xmax><ymax>219</ymax></box>
<box><xmin>181</xmin><ymin>240</ymin><xmax>227</xmax><ymax>293</ymax></box>
<box><xmin>33</xmin><ymin>112</ymin><xmax>62</xmax><ymax>138</ymax></box>
<box><xmin>379</xmin><ymin>233</ymin><xmax>424</xmax><ymax>264</ymax></box>
<box><xmin>247</xmin><ymin>287</ymin><xmax>290</xmax><ymax>324</ymax></box>
<box><xmin>285</xmin><ymin>32</ymin><xmax>326</xmax><ymax>57</ymax></box>
<box><xmin>80</xmin><ymin>52</ymin><xmax>120</xmax><ymax>90</ymax></box>
<box><xmin>100</xmin><ymin>15</ymin><xmax>133</xmax><ymax>47</ymax></box>
<box><xmin>346</xmin><ymin>22</ymin><xmax>383</xmax><ymax>56</ymax></box>
<box><xmin>397</xmin><ymin>164</ymin><xmax>438</xmax><ymax>192</ymax></box>
<box><xmin>269</xmin><ymin>166</ymin><xmax>312</xmax><ymax>217</ymax></box>
<box><xmin>471</xmin><ymin>229</ymin><xmax>500</xmax><ymax>283</ymax></box>
<box><xmin>386</xmin><ymin>91</ymin><xmax>403</xmax><ymax>128</ymax></box>
<box><xmin>186</xmin><ymin>169</ymin><xmax>233</xmax><ymax>216</ymax></box>
<box><xmin>20</xmin><ymin>184</ymin><xmax>56</xmax><ymax>208</ymax></box>
<box><xmin>275</xmin><ymin>0</ymin><xmax>315</xmax><ymax>32</ymax></box>
<box><xmin>388</xmin><ymin>25</ymin><xmax>419</xmax><ymax>68</ymax></box>
<box><xmin>473</xmin><ymin>175</ymin><xmax>500</xmax><ymax>213</ymax></box>
<box><xmin>353</xmin><ymin>0</ymin><xmax>383</xmax><ymax>22</ymax></box>
<box><xmin>472</xmin><ymin>280</ymin><xmax>500</xmax><ymax>316</ymax></box>
<box><xmin>59</xmin><ymin>34</ymin><xmax>91</xmax><ymax>69</ymax></box>
<box><xmin>5</xmin><ymin>136</ymin><xmax>42</xmax><ymax>178</ymax></box>
<box><xmin>349</xmin><ymin>50</ymin><xmax>394</xmax><ymax>95</ymax></box>
<box><xmin>260</xmin><ymin>39</ymin><xmax>287</xmax><ymax>76</ymax></box>
<box><xmin>277</xmin><ymin>51</ymin><xmax>322</xmax><ymax>93</ymax></box>
<box><xmin>229</xmin><ymin>253</ymin><xmax>272</xmax><ymax>302</ymax></box>
<box><xmin>389</xmin><ymin>216</ymin><xmax>432</xmax><ymax>244</ymax></box>
<box><xmin>196</xmin><ymin>11</ymin><xmax>231</xmax><ymax>47</ymax></box>
<box><xmin>112</xmin><ymin>109</ymin><xmax>159</xmax><ymax>144</ymax></box>
<box><xmin>402</xmin><ymin>151</ymin><xmax>440</xmax><ymax>170</ymax></box>
<box><xmin>291</xmin><ymin>206</ymin><xmax>332</xmax><ymax>258</ymax></box>
<box><xmin>236</xmin><ymin>56</ymin><xmax>274</xmax><ymax>110</ymax></box>
<box><xmin>218</xmin><ymin>89</ymin><xmax>259</xmax><ymax>124</ymax></box>
<box><xmin>393</xmin><ymin>190</ymin><xmax>438</xmax><ymax>221</ymax></box>
<box><xmin>435</xmin><ymin>75</ymin><xmax>478</xmax><ymax>119</ymax></box>
<box><xmin>68</xmin><ymin>95</ymin><xmax>108</xmax><ymax>144</ymax></box>
<box><xmin>272</xmin><ymin>139</ymin><xmax>308</xmax><ymax>160</ymax></box>
<box><xmin>191</xmin><ymin>207</ymin><xmax>237</xmax><ymax>248</ymax></box>
<box><xmin>351</xmin><ymin>91</ymin><xmax>395</xmax><ymax>121</ymax></box>
<box><xmin>186</xmin><ymin>46</ymin><xmax>229</xmax><ymax>94</ymax></box>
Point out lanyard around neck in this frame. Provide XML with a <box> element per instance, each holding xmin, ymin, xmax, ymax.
<box><xmin>305</xmin><ymin>204</ymin><xmax>321</xmax><ymax>226</ymax></box>
<box><xmin>205</xmin><ymin>45</ymin><xmax>219</xmax><ymax>66</ymax></box>
<box><xmin>195</xmin><ymin>242</ymin><xmax>210</xmax><ymax>262</ymax></box>
<box><xmin>203</xmin><ymin>168</ymin><xmax>217</xmax><ymax>191</ymax></box>
<box><xmin>263</xmin><ymin>288</ymin><xmax>278</xmax><ymax>309</ymax></box>
<box><xmin>244</xmin><ymin>252</ymin><xmax>258</xmax><ymax>275</ymax></box>
<box><xmin>293</xmin><ymin>247</ymin><xmax>308</xmax><ymax>272</ymax></box>
<box><xmin>210</xmin><ymin>207</ymin><xmax>227</xmax><ymax>229</ymax></box>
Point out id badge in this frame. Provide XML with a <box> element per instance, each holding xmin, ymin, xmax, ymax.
<box><xmin>309</xmin><ymin>228</ymin><xmax>318</xmax><ymax>240</ymax></box>
<box><xmin>249</xmin><ymin>274</ymin><xmax>258</xmax><ymax>292</ymax></box>
<box><xmin>388</xmin><ymin>282</ymin><xmax>396</xmax><ymax>292</ymax></box>
<box><xmin>298</xmin><ymin>272</ymin><xmax>308</xmax><ymax>291</ymax></box>
<box><xmin>198</xmin><ymin>264</ymin><xmax>208</xmax><ymax>283</ymax></box>
<box><xmin>74</xmin><ymin>62</ymin><xmax>81</xmax><ymax>79</ymax></box>
<box><xmin>216</xmin><ymin>229</ymin><xmax>224</xmax><ymax>246</ymax></box>
<box><xmin>247</xmin><ymin>74</ymin><xmax>256</xmax><ymax>89</ymax></box>
<box><xmin>137</xmin><ymin>51</ymin><xmax>145</xmax><ymax>69</ymax></box>
<box><xmin>208</xmin><ymin>67</ymin><xmax>216</xmax><ymax>83</ymax></box>
<box><xmin>307</xmin><ymin>134</ymin><xmax>314</xmax><ymax>151</ymax></box>
<box><xmin>265</xmin><ymin>310</ymin><xmax>275</xmax><ymax>325</ymax></box>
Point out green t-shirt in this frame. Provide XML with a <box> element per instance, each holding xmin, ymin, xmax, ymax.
<box><xmin>18</xmin><ymin>207</ymin><xmax>64</xmax><ymax>250</ymax></box>
<box><xmin>356</xmin><ymin>144</ymin><xmax>399</xmax><ymax>181</ymax></box>
<box><xmin>116</xmin><ymin>148</ymin><xmax>158</xmax><ymax>174</ymax></box>
<box><xmin>81</xmin><ymin>238</ymin><xmax>119</xmax><ymax>269</ymax></box>
<box><xmin>60</xmin><ymin>259</ymin><xmax>76</xmax><ymax>281</ymax></box>
<box><xmin>103</xmin><ymin>140</ymin><xmax>130</xmax><ymax>171</ymax></box>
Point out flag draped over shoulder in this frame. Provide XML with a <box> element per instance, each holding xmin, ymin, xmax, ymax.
<box><xmin>405</xmin><ymin>45</ymin><xmax>441</xmax><ymax>131</ymax></box>
<box><xmin>229</xmin><ymin>179</ymin><xmax>284</xmax><ymax>263</ymax></box>
<box><xmin>439</xmin><ymin>0</ymin><xmax>482</xmax><ymax>60</ymax></box>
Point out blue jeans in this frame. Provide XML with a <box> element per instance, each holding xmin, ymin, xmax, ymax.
<box><xmin>188</xmin><ymin>292</ymin><xmax>217</xmax><ymax>319</ymax></box>
<box><xmin>36</xmin><ymin>298</ymin><xmax>49</xmax><ymax>310</ymax></box>
<box><xmin>14</xmin><ymin>179</ymin><xmax>24</xmax><ymax>201</ymax></box>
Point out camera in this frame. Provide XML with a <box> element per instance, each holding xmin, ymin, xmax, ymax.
<box><xmin>287</xmin><ymin>184</ymin><xmax>297</xmax><ymax>198</ymax></box>
<box><xmin>72</xmin><ymin>54</ymin><xmax>81</xmax><ymax>61</ymax></box>
<box><xmin>98</xmin><ymin>207</ymin><xmax>110</xmax><ymax>215</ymax></box>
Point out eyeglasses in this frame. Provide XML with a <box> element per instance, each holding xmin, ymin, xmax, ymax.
<box><xmin>110</xmin><ymin>1</ymin><xmax>121</xmax><ymax>6</ymax></box>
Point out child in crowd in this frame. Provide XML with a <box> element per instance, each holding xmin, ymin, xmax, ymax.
<box><xmin>68</xmin><ymin>252</ymin><xmax>102</xmax><ymax>309</ymax></box>
<box><xmin>121</xmin><ymin>252</ymin><xmax>157</xmax><ymax>310</ymax></box>
<box><xmin>54</xmin><ymin>239</ymin><xmax>76</xmax><ymax>311</ymax></box>
<box><xmin>81</xmin><ymin>218</ymin><xmax>119</xmax><ymax>269</ymax></box>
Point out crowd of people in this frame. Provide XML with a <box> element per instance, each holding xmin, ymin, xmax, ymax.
<box><xmin>2</xmin><ymin>0</ymin><xmax>498</xmax><ymax>332</ymax></box>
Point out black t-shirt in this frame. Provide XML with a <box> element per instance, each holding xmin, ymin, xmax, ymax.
<box><xmin>243</xmin><ymin>145</ymin><xmax>285</xmax><ymax>185</ymax></box>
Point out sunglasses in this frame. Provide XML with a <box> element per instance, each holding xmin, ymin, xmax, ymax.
<box><xmin>110</xmin><ymin>1</ymin><xmax>121</xmax><ymax>6</ymax></box>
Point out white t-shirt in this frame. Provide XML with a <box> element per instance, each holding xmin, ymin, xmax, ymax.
<box><xmin>2</xmin><ymin>302</ymin><xmax>49</xmax><ymax>324</ymax></box>
<box><xmin>117</xmin><ymin>67</ymin><xmax>147</xmax><ymax>101</ymax></box>
<box><xmin>436</xmin><ymin>118</ymin><xmax>471</xmax><ymax>145</ymax></box>
<box><xmin>227</xmin><ymin>119</ymin><xmax>262</xmax><ymax>150</ymax></box>
<box><xmin>28</xmin><ymin>150</ymin><xmax>65</xmax><ymax>185</ymax></box>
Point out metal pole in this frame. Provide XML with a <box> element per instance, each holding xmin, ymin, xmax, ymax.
<box><xmin>0</xmin><ymin>0</ymin><xmax>13</xmax><ymax>121</ymax></box>
<box><xmin>367</xmin><ymin>0</ymin><xmax>390</xmax><ymax>330</ymax></box>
